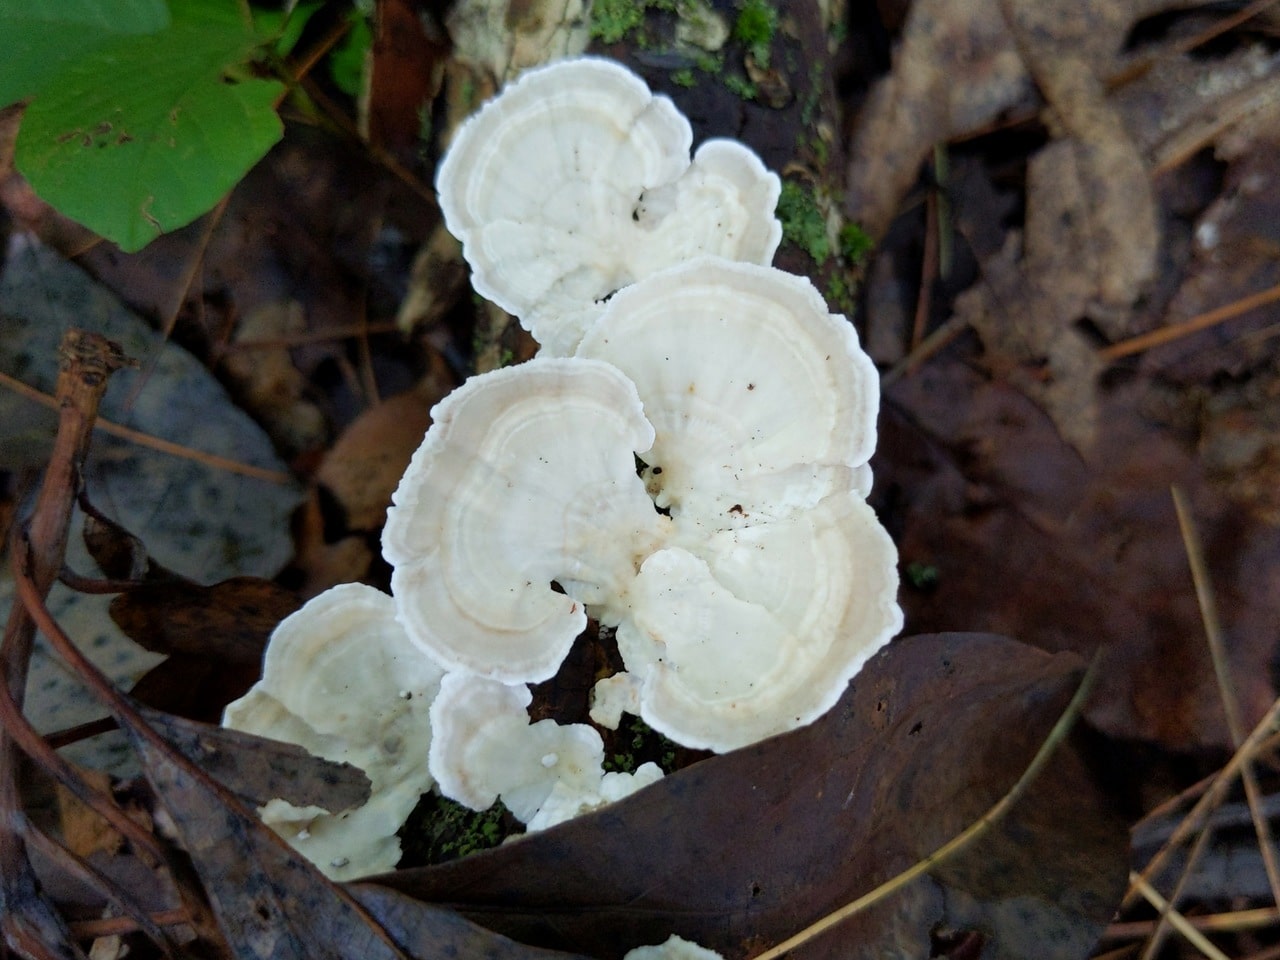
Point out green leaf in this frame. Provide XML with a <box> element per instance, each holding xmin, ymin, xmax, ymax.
<box><xmin>0</xmin><ymin>0</ymin><xmax>171</xmax><ymax>106</ymax></box>
<box><xmin>329</xmin><ymin>11</ymin><xmax>372</xmax><ymax>98</ymax></box>
<box><xmin>263</xmin><ymin>1</ymin><xmax>323</xmax><ymax>57</ymax></box>
<box><xmin>15</xmin><ymin>19</ymin><xmax>284</xmax><ymax>252</ymax></box>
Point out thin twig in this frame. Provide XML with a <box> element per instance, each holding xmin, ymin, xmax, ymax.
<box><xmin>1106</xmin><ymin>906</ymin><xmax>1280</xmax><ymax>940</ymax></box>
<box><xmin>216</xmin><ymin>320</ymin><xmax>399</xmax><ymax>352</ymax></box>
<box><xmin>1130</xmin><ymin>871</ymin><xmax>1232</xmax><ymax>960</ymax></box>
<box><xmin>753</xmin><ymin>652</ymin><xmax>1102</xmax><ymax>960</ymax></box>
<box><xmin>1099</xmin><ymin>282</ymin><xmax>1280</xmax><ymax>362</ymax></box>
<box><xmin>24</xmin><ymin>828</ymin><xmax>178</xmax><ymax>956</ymax></box>
<box><xmin>1106</xmin><ymin>0</ymin><xmax>1280</xmax><ymax>89</ymax></box>
<box><xmin>1139</xmin><ymin>767</ymin><xmax>1216</xmax><ymax>823</ymax></box>
<box><xmin>909</xmin><ymin>180</ymin><xmax>939</xmax><ymax>352</ymax></box>
<box><xmin>67</xmin><ymin>909</ymin><xmax>192</xmax><ymax>940</ymax></box>
<box><xmin>0</xmin><ymin>370</ymin><xmax>293</xmax><ymax>484</ymax></box>
<box><xmin>881</xmin><ymin>316</ymin><xmax>970</xmax><ymax>387</ymax></box>
<box><xmin>1125</xmin><ymin>695</ymin><xmax>1280</xmax><ymax>910</ymax></box>
<box><xmin>1173</xmin><ymin>485</ymin><xmax>1280</xmax><ymax>908</ymax></box>
<box><xmin>290</xmin><ymin>14</ymin><xmax>353</xmax><ymax>82</ymax></box>
<box><xmin>1139</xmin><ymin>823</ymin><xmax>1220</xmax><ymax>960</ymax></box>
<box><xmin>1</xmin><ymin>332</ymin><xmax>133</xmax><ymax>957</ymax></box>
<box><xmin>0</xmin><ymin>667</ymin><xmax>165</xmax><ymax>864</ymax></box>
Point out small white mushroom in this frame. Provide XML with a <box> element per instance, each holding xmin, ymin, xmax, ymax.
<box><xmin>436</xmin><ymin>57</ymin><xmax>781</xmax><ymax>354</ymax></box>
<box><xmin>589</xmin><ymin>670</ymin><xmax>643</xmax><ymax>730</ymax></box>
<box><xmin>576</xmin><ymin>257</ymin><xmax>879</xmax><ymax>525</ymax></box>
<box><xmin>624</xmin><ymin>936</ymin><xmax>727</xmax><ymax>960</ymax></box>
<box><xmin>525</xmin><ymin>762</ymin><xmax>665</xmax><ymax>832</ymax></box>
<box><xmin>428</xmin><ymin>672</ymin><xmax>659</xmax><ymax>827</ymax></box>
<box><xmin>383</xmin><ymin>357</ymin><xmax>668</xmax><ymax>683</ymax></box>
<box><xmin>614</xmin><ymin>493</ymin><xmax>902</xmax><ymax>752</ymax></box>
<box><xmin>222</xmin><ymin>583</ymin><xmax>444</xmax><ymax>880</ymax></box>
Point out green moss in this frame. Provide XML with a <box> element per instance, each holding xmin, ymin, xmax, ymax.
<box><xmin>776</xmin><ymin>181</ymin><xmax>830</xmax><ymax>264</ymax></box>
<box><xmin>694</xmin><ymin>52</ymin><xmax>723</xmax><ymax>74</ymax></box>
<box><xmin>591</xmin><ymin>0</ymin><xmax>647</xmax><ymax>43</ymax></box>
<box><xmin>604</xmin><ymin>714</ymin><xmax>682</xmax><ymax>775</ymax></box>
<box><xmin>733</xmin><ymin>0</ymin><xmax>778</xmax><ymax>67</ymax></box>
<box><xmin>671</xmin><ymin>68</ymin><xmax>697</xmax><ymax>88</ymax></box>
<box><xmin>825</xmin><ymin>272</ymin><xmax>856</xmax><ymax>315</ymax></box>
<box><xmin>400</xmin><ymin>793</ymin><xmax>509</xmax><ymax>865</ymax></box>
<box><xmin>905</xmin><ymin>561</ymin><xmax>940</xmax><ymax>591</ymax></box>
<box><xmin>808</xmin><ymin>133</ymin><xmax>829</xmax><ymax>167</ymax></box>
<box><xmin>839</xmin><ymin>222</ymin><xmax>874</xmax><ymax>264</ymax></box>
<box><xmin>590</xmin><ymin>0</ymin><xmax>682</xmax><ymax>43</ymax></box>
<box><xmin>722</xmin><ymin>72</ymin><xmax>757</xmax><ymax>100</ymax></box>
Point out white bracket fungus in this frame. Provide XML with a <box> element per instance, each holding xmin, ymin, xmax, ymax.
<box><xmin>577</xmin><ymin>256</ymin><xmax>879</xmax><ymax>523</ymax></box>
<box><xmin>615</xmin><ymin>493</ymin><xmax>901</xmax><ymax>751</ymax></box>
<box><xmin>382</xmin><ymin>357</ymin><xmax>668</xmax><ymax>684</ymax></box>
<box><xmin>222</xmin><ymin>583</ymin><xmax>444</xmax><ymax>880</ymax></box>
<box><xmin>435</xmin><ymin>57</ymin><xmax>782</xmax><ymax>355</ymax></box>
<box><xmin>429</xmin><ymin>672</ymin><xmax>663</xmax><ymax>830</ymax></box>
<box><xmin>385</xmin><ymin>257</ymin><xmax>901</xmax><ymax>754</ymax></box>
<box><xmin>568</xmin><ymin>257</ymin><xmax>901</xmax><ymax>750</ymax></box>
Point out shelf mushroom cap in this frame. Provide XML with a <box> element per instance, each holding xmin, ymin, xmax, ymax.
<box><xmin>436</xmin><ymin>57</ymin><xmax>781</xmax><ymax>355</ymax></box>
<box><xmin>614</xmin><ymin>493</ymin><xmax>903</xmax><ymax>752</ymax></box>
<box><xmin>222</xmin><ymin>583</ymin><xmax>444</xmax><ymax>879</ymax></box>
<box><xmin>576</xmin><ymin>257</ymin><xmax>879</xmax><ymax>526</ymax></box>
<box><xmin>428</xmin><ymin>672</ymin><xmax>660</xmax><ymax>827</ymax></box>
<box><xmin>383</xmin><ymin>357</ymin><xmax>668</xmax><ymax>684</ymax></box>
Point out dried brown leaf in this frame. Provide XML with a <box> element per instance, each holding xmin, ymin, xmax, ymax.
<box><xmin>367</xmin><ymin>0</ymin><xmax>447</xmax><ymax>158</ymax></box>
<box><xmin>126</xmin><ymin>654</ymin><xmax>261</xmax><ymax>724</ymax></box>
<box><xmin>109</xmin><ymin>577</ymin><xmax>299</xmax><ymax>664</ymax></box>
<box><xmin>368</xmin><ymin>633</ymin><xmax>1127</xmax><ymax>960</ymax></box>
<box><xmin>349</xmin><ymin>885</ymin><xmax>592</xmax><ymax>960</ymax></box>
<box><xmin>132</xmin><ymin>705</ymin><xmax>371</xmax><ymax>816</ymax></box>
<box><xmin>80</xmin><ymin>508</ymin><xmax>157</xmax><ymax>584</ymax></box>
<box><xmin>126</xmin><ymin>725</ymin><xmax>408</xmax><ymax>960</ymax></box>
<box><xmin>219</xmin><ymin>302</ymin><xmax>327</xmax><ymax>458</ymax></box>
<box><xmin>879</xmin><ymin>368</ymin><xmax>1280</xmax><ymax>749</ymax></box>
<box><xmin>845</xmin><ymin>0</ymin><xmax>1169</xmax><ymax>244</ymax></box>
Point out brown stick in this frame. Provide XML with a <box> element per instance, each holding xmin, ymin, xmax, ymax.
<box><xmin>1</xmin><ymin>332</ymin><xmax>132</xmax><ymax>959</ymax></box>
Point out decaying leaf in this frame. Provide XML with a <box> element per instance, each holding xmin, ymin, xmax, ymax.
<box><xmin>350</xmin><ymin>885</ymin><xmax>592</xmax><ymax>960</ymax></box>
<box><xmin>0</xmin><ymin>240</ymin><xmax>301</xmax><ymax>583</ymax></box>
<box><xmin>845</xmin><ymin>0</ymin><xmax>1171</xmax><ymax>241</ymax></box>
<box><xmin>365</xmin><ymin>0</ymin><xmax>447</xmax><ymax>158</ymax></box>
<box><xmin>366</xmin><ymin>633</ymin><xmax>1127</xmax><ymax>960</ymax></box>
<box><xmin>110</xmin><ymin>577</ymin><xmax>299</xmax><ymax>664</ymax></box>
<box><xmin>80</xmin><ymin>500</ymin><xmax>163</xmax><ymax>584</ymax></box>
<box><xmin>879</xmin><ymin>370</ymin><xmax>1280</xmax><ymax>750</ymax></box>
<box><xmin>293</xmin><ymin>379</ymin><xmax>450</xmax><ymax>594</ymax></box>
<box><xmin>124</xmin><ymin>718</ymin><xmax>591</xmax><ymax>960</ymax></box>
<box><xmin>219</xmin><ymin>301</ymin><xmax>327</xmax><ymax>458</ymax></box>
<box><xmin>132</xmin><ymin>704</ymin><xmax>371</xmax><ymax>815</ymax></box>
<box><xmin>106</xmin><ymin>577</ymin><xmax>300</xmax><ymax>721</ymax></box>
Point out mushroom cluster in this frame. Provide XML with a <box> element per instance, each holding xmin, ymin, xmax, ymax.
<box><xmin>385</xmin><ymin>256</ymin><xmax>901</xmax><ymax>761</ymax></box>
<box><xmin>225</xmin><ymin>56</ymin><xmax>901</xmax><ymax>879</ymax></box>
<box><xmin>385</xmin><ymin>58</ymin><xmax>901</xmax><ymax>822</ymax></box>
